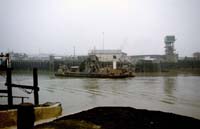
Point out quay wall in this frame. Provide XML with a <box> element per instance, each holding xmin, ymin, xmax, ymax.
<box><xmin>10</xmin><ymin>59</ymin><xmax>200</xmax><ymax>73</ymax></box>
<box><xmin>11</xmin><ymin>60</ymin><xmax>82</xmax><ymax>71</ymax></box>
<box><xmin>135</xmin><ymin>60</ymin><xmax>200</xmax><ymax>73</ymax></box>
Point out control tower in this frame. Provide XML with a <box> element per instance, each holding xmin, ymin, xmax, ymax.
<box><xmin>164</xmin><ymin>35</ymin><xmax>178</xmax><ymax>62</ymax></box>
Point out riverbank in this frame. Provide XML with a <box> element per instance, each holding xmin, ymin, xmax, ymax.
<box><xmin>35</xmin><ymin>107</ymin><xmax>200</xmax><ymax>129</ymax></box>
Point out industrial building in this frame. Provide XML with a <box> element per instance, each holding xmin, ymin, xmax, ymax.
<box><xmin>193</xmin><ymin>52</ymin><xmax>200</xmax><ymax>60</ymax></box>
<box><xmin>88</xmin><ymin>49</ymin><xmax>129</xmax><ymax>62</ymax></box>
<box><xmin>130</xmin><ymin>35</ymin><xmax>178</xmax><ymax>64</ymax></box>
<box><xmin>129</xmin><ymin>55</ymin><xmax>165</xmax><ymax>64</ymax></box>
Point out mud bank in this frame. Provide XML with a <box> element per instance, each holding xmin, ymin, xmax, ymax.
<box><xmin>35</xmin><ymin>107</ymin><xmax>200</xmax><ymax>129</ymax></box>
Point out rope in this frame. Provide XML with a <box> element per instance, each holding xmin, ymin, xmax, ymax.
<box><xmin>20</xmin><ymin>88</ymin><xmax>33</xmax><ymax>94</ymax></box>
<box><xmin>0</xmin><ymin>71</ymin><xmax>34</xmax><ymax>94</ymax></box>
<box><xmin>13</xmin><ymin>76</ymin><xmax>34</xmax><ymax>94</ymax></box>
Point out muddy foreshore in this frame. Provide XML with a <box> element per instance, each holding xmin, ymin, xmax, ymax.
<box><xmin>35</xmin><ymin>106</ymin><xmax>200</xmax><ymax>129</ymax></box>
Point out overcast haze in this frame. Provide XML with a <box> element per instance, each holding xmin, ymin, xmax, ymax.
<box><xmin>0</xmin><ymin>0</ymin><xmax>200</xmax><ymax>56</ymax></box>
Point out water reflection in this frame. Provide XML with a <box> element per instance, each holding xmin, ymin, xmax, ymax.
<box><xmin>83</xmin><ymin>79</ymin><xmax>99</xmax><ymax>91</ymax></box>
<box><xmin>161</xmin><ymin>77</ymin><xmax>177</xmax><ymax>104</ymax></box>
<box><xmin>81</xmin><ymin>79</ymin><xmax>99</xmax><ymax>105</ymax></box>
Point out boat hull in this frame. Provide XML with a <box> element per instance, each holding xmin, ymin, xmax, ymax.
<box><xmin>0</xmin><ymin>102</ymin><xmax>62</xmax><ymax>128</ymax></box>
<box><xmin>55</xmin><ymin>72</ymin><xmax>134</xmax><ymax>78</ymax></box>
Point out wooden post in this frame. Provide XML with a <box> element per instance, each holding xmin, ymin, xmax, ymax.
<box><xmin>49</xmin><ymin>55</ymin><xmax>54</xmax><ymax>74</ymax></box>
<box><xmin>33</xmin><ymin>68</ymin><xmax>39</xmax><ymax>105</ymax></box>
<box><xmin>6</xmin><ymin>68</ymin><xmax>13</xmax><ymax>106</ymax></box>
<box><xmin>17</xmin><ymin>103</ymin><xmax>35</xmax><ymax>129</ymax></box>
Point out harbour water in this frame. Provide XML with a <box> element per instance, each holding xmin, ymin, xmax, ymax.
<box><xmin>0</xmin><ymin>73</ymin><xmax>200</xmax><ymax>119</ymax></box>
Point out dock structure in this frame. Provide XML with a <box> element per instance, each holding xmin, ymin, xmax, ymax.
<box><xmin>0</xmin><ymin>53</ymin><xmax>64</xmax><ymax>129</ymax></box>
<box><xmin>0</xmin><ymin>67</ymin><xmax>39</xmax><ymax>106</ymax></box>
<box><xmin>0</xmin><ymin>67</ymin><xmax>40</xmax><ymax>129</ymax></box>
<box><xmin>1</xmin><ymin>53</ymin><xmax>40</xmax><ymax>106</ymax></box>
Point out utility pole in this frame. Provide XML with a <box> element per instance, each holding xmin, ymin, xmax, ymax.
<box><xmin>102</xmin><ymin>32</ymin><xmax>104</xmax><ymax>62</ymax></box>
<box><xmin>73</xmin><ymin>46</ymin><xmax>75</xmax><ymax>58</ymax></box>
<box><xmin>102</xmin><ymin>32</ymin><xmax>104</xmax><ymax>50</ymax></box>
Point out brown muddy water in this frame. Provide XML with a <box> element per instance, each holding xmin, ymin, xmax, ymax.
<box><xmin>0</xmin><ymin>73</ymin><xmax>200</xmax><ymax>119</ymax></box>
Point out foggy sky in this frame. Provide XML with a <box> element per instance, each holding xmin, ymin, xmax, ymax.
<box><xmin>0</xmin><ymin>0</ymin><xmax>200</xmax><ymax>56</ymax></box>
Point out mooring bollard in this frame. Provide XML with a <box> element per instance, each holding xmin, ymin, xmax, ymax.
<box><xmin>17</xmin><ymin>103</ymin><xmax>35</xmax><ymax>129</ymax></box>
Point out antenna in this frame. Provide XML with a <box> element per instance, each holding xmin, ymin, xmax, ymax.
<box><xmin>120</xmin><ymin>38</ymin><xmax>128</xmax><ymax>50</ymax></box>
<box><xmin>102</xmin><ymin>32</ymin><xmax>104</xmax><ymax>50</ymax></box>
<box><xmin>73</xmin><ymin>46</ymin><xmax>75</xmax><ymax>58</ymax></box>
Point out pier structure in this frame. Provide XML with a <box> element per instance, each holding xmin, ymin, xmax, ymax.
<box><xmin>0</xmin><ymin>67</ymin><xmax>39</xmax><ymax>106</ymax></box>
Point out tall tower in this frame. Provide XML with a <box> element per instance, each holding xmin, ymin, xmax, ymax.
<box><xmin>164</xmin><ymin>35</ymin><xmax>178</xmax><ymax>62</ymax></box>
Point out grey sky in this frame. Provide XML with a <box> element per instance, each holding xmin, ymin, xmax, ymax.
<box><xmin>0</xmin><ymin>0</ymin><xmax>200</xmax><ymax>56</ymax></box>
